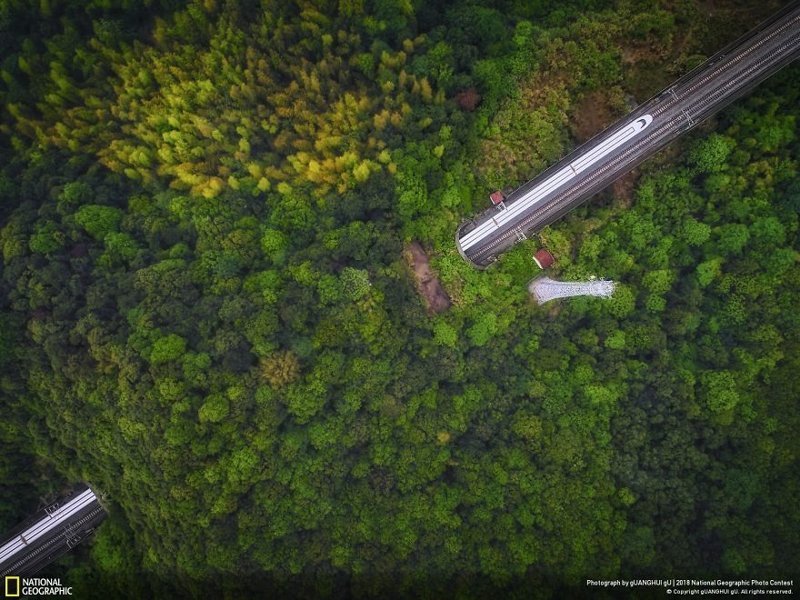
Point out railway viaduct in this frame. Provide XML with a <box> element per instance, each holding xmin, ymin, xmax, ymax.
<box><xmin>456</xmin><ymin>1</ymin><xmax>800</xmax><ymax>267</ymax></box>
<box><xmin>0</xmin><ymin>485</ymin><xmax>106</xmax><ymax>576</ymax></box>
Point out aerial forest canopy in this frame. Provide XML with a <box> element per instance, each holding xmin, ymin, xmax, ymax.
<box><xmin>0</xmin><ymin>0</ymin><xmax>798</xmax><ymax>597</ymax></box>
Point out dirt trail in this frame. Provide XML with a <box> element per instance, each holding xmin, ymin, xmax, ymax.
<box><xmin>405</xmin><ymin>242</ymin><xmax>451</xmax><ymax>314</ymax></box>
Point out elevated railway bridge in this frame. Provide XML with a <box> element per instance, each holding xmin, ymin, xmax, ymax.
<box><xmin>0</xmin><ymin>485</ymin><xmax>106</xmax><ymax>576</ymax></box>
<box><xmin>457</xmin><ymin>1</ymin><xmax>800</xmax><ymax>267</ymax></box>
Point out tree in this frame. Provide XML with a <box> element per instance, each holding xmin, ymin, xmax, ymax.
<box><xmin>150</xmin><ymin>334</ymin><xmax>187</xmax><ymax>364</ymax></box>
<box><xmin>714</xmin><ymin>224</ymin><xmax>750</xmax><ymax>256</ymax></box>
<box><xmin>259</xmin><ymin>351</ymin><xmax>300</xmax><ymax>389</ymax></box>
<box><xmin>680</xmin><ymin>217</ymin><xmax>711</xmax><ymax>247</ymax></box>
<box><xmin>467</xmin><ymin>312</ymin><xmax>497</xmax><ymax>347</ymax></box>
<box><xmin>340</xmin><ymin>267</ymin><xmax>371</xmax><ymax>301</ymax></box>
<box><xmin>700</xmin><ymin>370</ymin><xmax>740</xmax><ymax>414</ymax></box>
<box><xmin>74</xmin><ymin>205</ymin><xmax>123</xmax><ymax>240</ymax></box>
<box><xmin>688</xmin><ymin>134</ymin><xmax>735</xmax><ymax>173</ymax></box>
<box><xmin>199</xmin><ymin>393</ymin><xmax>230</xmax><ymax>423</ymax></box>
<box><xmin>433</xmin><ymin>321</ymin><xmax>458</xmax><ymax>347</ymax></box>
<box><xmin>28</xmin><ymin>222</ymin><xmax>64</xmax><ymax>254</ymax></box>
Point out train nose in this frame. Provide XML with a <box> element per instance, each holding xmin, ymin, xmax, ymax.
<box><xmin>635</xmin><ymin>114</ymin><xmax>653</xmax><ymax>130</ymax></box>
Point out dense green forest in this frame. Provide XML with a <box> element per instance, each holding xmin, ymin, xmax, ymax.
<box><xmin>1</xmin><ymin>0</ymin><xmax>798</xmax><ymax>597</ymax></box>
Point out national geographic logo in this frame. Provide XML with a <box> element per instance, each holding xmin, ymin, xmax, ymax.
<box><xmin>4</xmin><ymin>577</ymin><xmax>72</xmax><ymax>597</ymax></box>
<box><xmin>4</xmin><ymin>577</ymin><xmax>19</xmax><ymax>598</ymax></box>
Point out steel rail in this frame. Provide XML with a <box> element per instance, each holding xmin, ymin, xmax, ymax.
<box><xmin>0</xmin><ymin>507</ymin><xmax>105</xmax><ymax>577</ymax></box>
<box><xmin>0</xmin><ymin>490</ymin><xmax>96</xmax><ymax>564</ymax></box>
<box><xmin>461</xmin><ymin>12</ymin><xmax>800</xmax><ymax>265</ymax></box>
<box><xmin>457</xmin><ymin>4</ymin><xmax>800</xmax><ymax>266</ymax></box>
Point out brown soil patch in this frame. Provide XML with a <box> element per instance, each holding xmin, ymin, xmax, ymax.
<box><xmin>405</xmin><ymin>242</ymin><xmax>451</xmax><ymax>314</ymax></box>
<box><xmin>569</xmin><ymin>91</ymin><xmax>617</xmax><ymax>144</ymax></box>
<box><xmin>620</xmin><ymin>43</ymin><xmax>662</xmax><ymax>67</ymax></box>
<box><xmin>612</xmin><ymin>169</ymin><xmax>640</xmax><ymax>208</ymax></box>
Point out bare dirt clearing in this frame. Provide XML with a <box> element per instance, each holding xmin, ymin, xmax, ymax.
<box><xmin>569</xmin><ymin>90</ymin><xmax>618</xmax><ymax>144</ymax></box>
<box><xmin>405</xmin><ymin>242</ymin><xmax>451</xmax><ymax>314</ymax></box>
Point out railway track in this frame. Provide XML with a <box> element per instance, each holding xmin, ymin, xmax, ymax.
<box><xmin>457</xmin><ymin>2</ymin><xmax>800</xmax><ymax>267</ymax></box>
<box><xmin>0</xmin><ymin>486</ymin><xmax>106</xmax><ymax>576</ymax></box>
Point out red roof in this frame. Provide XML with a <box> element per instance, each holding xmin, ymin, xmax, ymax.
<box><xmin>533</xmin><ymin>249</ymin><xmax>555</xmax><ymax>269</ymax></box>
<box><xmin>489</xmin><ymin>190</ymin><xmax>505</xmax><ymax>205</ymax></box>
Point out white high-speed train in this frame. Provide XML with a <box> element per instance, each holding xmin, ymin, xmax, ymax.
<box><xmin>0</xmin><ymin>485</ymin><xmax>105</xmax><ymax>576</ymax></box>
<box><xmin>458</xmin><ymin>114</ymin><xmax>653</xmax><ymax>254</ymax></box>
